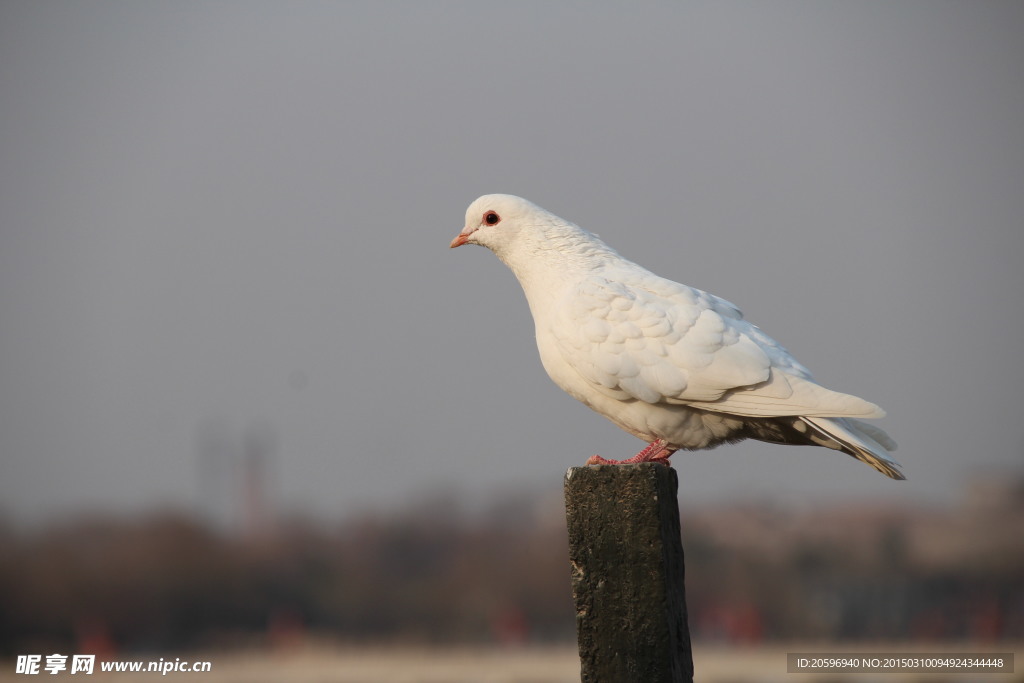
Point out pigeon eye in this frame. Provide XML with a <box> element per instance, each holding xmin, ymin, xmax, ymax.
<box><xmin>484</xmin><ymin>211</ymin><xmax>501</xmax><ymax>226</ymax></box>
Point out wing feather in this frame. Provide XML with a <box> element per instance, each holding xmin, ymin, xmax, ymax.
<box><xmin>554</xmin><ymin>275</ymin><xmax>884</xmax><ymax>419</ymax></box>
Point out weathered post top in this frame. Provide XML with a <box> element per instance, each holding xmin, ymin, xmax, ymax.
<box><xmin>564</xmin><ymin>464</ymin><xmax>693</xmax><ymax>683</ymax></box>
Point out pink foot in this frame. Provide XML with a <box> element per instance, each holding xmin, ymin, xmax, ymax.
<box><xmin>586</xmin><ymin>440</ymin><xmax>677</xmax><ymax>466</ymax></box>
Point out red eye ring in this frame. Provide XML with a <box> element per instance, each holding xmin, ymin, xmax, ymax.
<box><xmin>484</xmin><ymin>211</ymin><xmax>501</xmax><ymax>226</ymax></box>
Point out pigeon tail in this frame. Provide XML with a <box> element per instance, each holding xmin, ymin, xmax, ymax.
<box><xmin>799</xmin><ymin>416</ymin><xmax>904</xmax><ymax>480</ymax></box>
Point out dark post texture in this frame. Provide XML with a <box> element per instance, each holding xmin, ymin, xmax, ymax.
<box><xmin>564</xmin><ymin>464</ymin><xmax>693</xmax><ymax>683</ymax></box>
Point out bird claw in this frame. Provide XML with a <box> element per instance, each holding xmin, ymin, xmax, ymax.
<box><xmin>586</xmin><ymin>440</ymin><xmax>675</xmax><ymax>466</ymax></box>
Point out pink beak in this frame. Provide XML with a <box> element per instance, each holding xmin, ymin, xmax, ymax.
<box><xmin>449</xmin><ymin>230</ymin><xmax>473</xmax><ymax>248</ymax></box>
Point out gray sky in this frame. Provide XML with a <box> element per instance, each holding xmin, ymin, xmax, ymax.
<box><xmin>2</xmin><ymin>1</ymin><xmax>1022</xmax><ymax>526</ymax></box>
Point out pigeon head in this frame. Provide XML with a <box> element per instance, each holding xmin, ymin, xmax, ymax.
<box><xmin>450</xmin><ymin>193</ymin><xmax>614</xmax><ymax>273</ymax></box>
<box><xmin>449</xmin><ymin>194</ymin><xmax>543</xmax><ymax>253</ymax></box>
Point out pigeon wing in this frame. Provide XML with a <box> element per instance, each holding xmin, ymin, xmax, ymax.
<box><xmin>553</xmin><ymin>275</ymin><xmax>883</xmax><ymax>419</ymax></box>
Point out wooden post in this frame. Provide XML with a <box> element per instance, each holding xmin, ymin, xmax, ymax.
<box><xmin>564</xmin><ymin>464</ymin><xmax>694</xmax><ymax>683</ymax></box>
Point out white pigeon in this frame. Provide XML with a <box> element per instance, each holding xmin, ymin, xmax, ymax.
<box><xmin>450</xmin><ymin>194</ymin><xmax>903</xmax><ymax>479</ymax></box>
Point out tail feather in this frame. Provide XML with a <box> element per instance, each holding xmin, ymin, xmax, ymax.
<box><xmin>844</xmin><ymin>418</ymin><xmax>898</xmax><ymax>451</ymax></box>
<box><xmin>800</xmin><ymin>416</ymin><xmax>904</xmax><ymax>480</ymax></box>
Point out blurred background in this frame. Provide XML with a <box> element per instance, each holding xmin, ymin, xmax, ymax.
<box><xmin>1</xmin><ymin>1</ymin><xmax>1022</xmax><ymax>681</ymax></box>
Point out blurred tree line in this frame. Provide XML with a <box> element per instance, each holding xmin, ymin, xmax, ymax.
<box><xmin>2</xmin><ymin>480</ymin><xmax>1022</xmax><ymax>655</ymax></box>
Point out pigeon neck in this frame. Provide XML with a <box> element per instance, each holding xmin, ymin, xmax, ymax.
<box><xmin>498</xmin><ymin>225</ymin><xmax>621</xmax><ymax>307</ymax></box>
